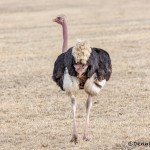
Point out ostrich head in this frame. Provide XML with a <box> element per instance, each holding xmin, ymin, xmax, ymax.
<box><xmin>53</xmin><ymin>15</ymin><xmax>66</xmax><ymax>25</ymax></box>
<box><xmin>72</xmin><ymin>40</ymin><xmax>92</xmax><ymax>76</ymax></box>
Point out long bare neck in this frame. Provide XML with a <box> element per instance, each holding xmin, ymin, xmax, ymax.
<box><xmin>62</xmin><ymin>20</ymin><xmax>68</xmax><ymax>53</ymax></box>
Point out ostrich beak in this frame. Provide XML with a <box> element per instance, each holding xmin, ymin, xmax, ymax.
<box><xmin>53</xmin><ymin>19</ymin><xmax>56</xmax><ymax>22</ymax></box>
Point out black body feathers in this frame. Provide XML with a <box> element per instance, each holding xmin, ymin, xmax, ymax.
<box><xmin>52</xmin><ymin>47</ymin><xmax>112</xmax><ymax>90</ymax></box>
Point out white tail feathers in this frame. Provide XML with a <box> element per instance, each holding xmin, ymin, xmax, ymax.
<box><xmin>63</xmin><ymin>68</ymin><xmax>79</xmax><ymax>96</ymax></box>
<box><xmin>76</xmin><ymin>38</ymin><xmax>82</xmax><ymax>43</ymax></box>
<box><xmin>84</xmin><ymin>74</ymin><xmax>106</xmax><ymax>96</ymax></box>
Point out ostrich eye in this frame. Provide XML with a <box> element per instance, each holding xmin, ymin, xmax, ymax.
<box><xmin>57</xmin><ymin>17</ymin><xmax>61</xmax><ymax>20</ymax></box>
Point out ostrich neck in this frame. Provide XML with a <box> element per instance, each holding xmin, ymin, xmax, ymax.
<box><xmin>62</xmin><ymin>20</ymin><xmax>68</xmax><ymax>53</ymax></box>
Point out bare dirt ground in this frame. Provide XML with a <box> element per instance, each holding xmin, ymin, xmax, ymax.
<box><xmin>0</xmin><ymin>0</ymin><xmax>150</xmax><ymax>149</ymax></box>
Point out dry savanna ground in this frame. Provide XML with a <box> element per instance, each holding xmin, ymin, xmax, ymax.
<box><xmin>0</xmin><ymin>0</ymin><xmax>150</xmax><ymax>149</ymax></box>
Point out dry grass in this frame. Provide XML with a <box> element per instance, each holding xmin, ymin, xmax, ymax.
<box><xmin>0</xmin><ymin>0</ymin><xmax>150</xmax><ymax>149</ymax></box>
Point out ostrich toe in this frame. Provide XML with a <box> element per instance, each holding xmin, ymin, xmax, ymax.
<box><xmin>83</xmin><ymin>135</ymin><xmax>90</xmax><ymax>141</ymax></box>
<box><xmin>70</xmin><ymin>135</ymin><xmax>78</xmax><ymax>144</ymax></box>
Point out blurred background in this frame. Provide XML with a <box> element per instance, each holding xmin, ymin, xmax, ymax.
<box><xmin>0</xmin><ymin>0</ymin><xmax>150</xmax><ymax>149</ymax></box>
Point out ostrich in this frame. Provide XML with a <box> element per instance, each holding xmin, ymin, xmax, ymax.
<box><xmin>52</xmin><ymin>15</ymin><xmax>112</xmax><ymax>144</ymax></box>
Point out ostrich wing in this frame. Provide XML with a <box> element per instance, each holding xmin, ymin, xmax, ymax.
<box><xmin>52</xmin><ymin>53</ymin><xmax>65</xmax><ymax>90</ymax></box>
<box><xmin>52</xmin><ymin>48</ymin><xmax>77</xmax><ymax>90</ymax></box>
<box><xmin>86</xmin><ymin>48</ymin><xmax>112</xmax><ymax>81</ymax></box>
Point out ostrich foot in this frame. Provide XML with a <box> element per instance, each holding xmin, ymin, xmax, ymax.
<box><xmin>83</xmin><ymin>135</ymin><xmax>90</xmax><ymax>141</ymax></box>
<box><xmin>70</xmin><ymin>135</ymin><xmax>78</xmax><ymax>144</ymax></box>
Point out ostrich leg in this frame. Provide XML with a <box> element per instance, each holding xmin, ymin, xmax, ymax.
<box><xmin>70</xmin><ymin>95</ymin><xmax>78</xmax><ymax>144</ymax></box>
<box><xmin>83</xmin><ymin>95</ymin><xmax>92</xmax><ymax>141</ymax></box>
